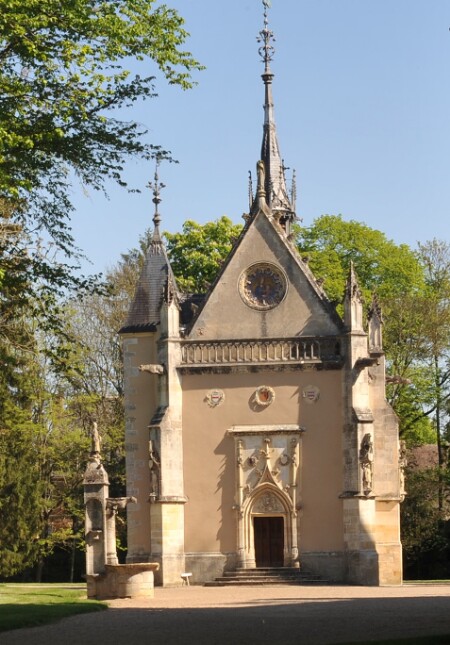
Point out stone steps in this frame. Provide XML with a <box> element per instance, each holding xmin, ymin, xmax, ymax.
<box><xmin>204</xmin><ymin>567</ymin><xmax>327</xmax><ymax>587</ymax></box>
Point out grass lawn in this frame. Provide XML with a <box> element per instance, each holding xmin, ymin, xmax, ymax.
<box><xmin>0</xmin><ymin>583</ymin><xmax>106</xmax><ymax>632</ymax></box>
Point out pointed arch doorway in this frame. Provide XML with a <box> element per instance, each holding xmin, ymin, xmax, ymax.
<box><xmin>245</xmin><ymin>485</ymin><xmax>293</xmax><ymax>568</ymax></box>
<box><xmin>228</xmin><ymin>425</ymin><xmax>304</xmax><ymax>570</ymax></box>
<box><xmin>254</xmin><ymin>515</ymin><xmax>284</xmax><ymax>567</ymax></box>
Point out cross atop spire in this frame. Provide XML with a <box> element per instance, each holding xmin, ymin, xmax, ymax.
<box><xmin>147</xmin><ymin>158</ymin><xmax>165</xmax><ymax>244</ymax></box>
<box><xmin>258</xmin><ymin>0</ymin><xmax>275</xmax><ymax>73</ymax></box>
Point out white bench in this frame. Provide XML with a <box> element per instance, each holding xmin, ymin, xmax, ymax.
<box><xmin>181</xmin><ymin>572</ymin><xmax>192</xmax><ymax>586</ymax></box>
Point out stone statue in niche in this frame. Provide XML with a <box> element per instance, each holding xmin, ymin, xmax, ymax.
<box><xmin>359</xmin><ymin>433</ymin><xmax>374</xmax><ymax>495</ymax></box>
<box><xmin>148</xmin><ymin>440</ymin><xmax>160</xmax><ymax>501</ymax></box>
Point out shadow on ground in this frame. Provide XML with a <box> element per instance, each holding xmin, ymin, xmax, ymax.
<box><xmin>2</xmin><ymin>594</ymin><xmax>450</xmax><ymax>645</ymax></box>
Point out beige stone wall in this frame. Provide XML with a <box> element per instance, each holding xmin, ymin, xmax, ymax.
<box><xmin>182</xmin><ymin>369</ymin><xmax>345</xmax><ymax>557</ymax></box>
<box><xmin>122</xmin><ymin>332</ymin><xmax>159</xmax><ymax>561</ymax></box>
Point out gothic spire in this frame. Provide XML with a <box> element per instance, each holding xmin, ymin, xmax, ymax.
<box><xmin>257</xmin><ymin>0</ymin><xmax>296</xmax><ymax>232</ymax></box>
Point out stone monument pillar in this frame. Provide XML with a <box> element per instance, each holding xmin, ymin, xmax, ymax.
<box><xmin>83</xmin><ymin>422</ymin><xmax>109</xmax><ymax>577</ymax></box>
<box><xmin>83</xmin><ymin>422</ymin><xmax>158</xmax><ymax>598</ymax></box>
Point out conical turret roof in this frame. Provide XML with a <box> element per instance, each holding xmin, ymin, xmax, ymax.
<box><xmin>121</xmin><ymin>164</ymin><xmax>178</xmax><ymax>333</ymax></box>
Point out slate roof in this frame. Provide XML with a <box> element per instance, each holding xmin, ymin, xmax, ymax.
<box><xmin>120</xmin><ymin>239</ymin><xmax>178</xmax><ymax>334</ymax></box>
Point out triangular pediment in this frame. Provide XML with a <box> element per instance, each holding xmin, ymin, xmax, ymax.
<box><xmin>187</xmin><ymin>209</ymin><xmax>343</xmax><ymax>340</ymax></box>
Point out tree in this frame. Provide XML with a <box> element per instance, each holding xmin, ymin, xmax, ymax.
<box><xmin>0</xmin><ymin>219</ymin><xmax>152</xmax><ymax>581</ymax></box>
<box><xmin>165</xmin><ymin>217</ymin><xmax>243</xmax><ymax>292</ymax></box>
<box><xmin>401</xmin><ymin>462</ymin><xmax>450</xmax><ymax>579</ymax></box>
<box><xmin>0</xmin><ymin>3</ymin><xmax>202</xmax><ymax>578</ymax></box>
<box><xmin>296</xmin><ymin>214</ymin><xmax>425</xmax><ymax>304</ymax></box>
<box><xmin>0</xmin><ymin>0</ymin><xmax>202</xmax><ymax>322</ymax></box>
<box><xmin>417</xmin><ymin>241</ymin><xmax>450</xmax><ymax>461</ymax></box>
<box><xmin>0</xmin><ymin>400</ymin><xmax>46</xmax><ymax>577</ymax></box>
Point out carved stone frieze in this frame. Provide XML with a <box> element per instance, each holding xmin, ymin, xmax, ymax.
<box><xmin>252</xmin><ymin>492</ymin><xmax>284</xmax><ymax>514</ymax></box>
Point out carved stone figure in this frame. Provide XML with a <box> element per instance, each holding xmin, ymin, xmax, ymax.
<box><xmin>148</xmin><ymin>440</ymin><xmax>161</xmax><ymax>501</ymax></box>
<box><xmin>90</xmin><ymin>421</ymin><xmax>101</xmax><ymax>455</ymax></box>
<box><xmin>139</xmin><ymin>364</ymin><xmax>165</xmax><ymax>375</ymax></box>
<box><xmin>106</xmin><ymin>496</ymin><xmax>137</xmax><ymax>515</ymax></box>
<box><xmin>359</xmin><ymin>433</ymin><xmax>374</xmax><ymax>495</ymax></box>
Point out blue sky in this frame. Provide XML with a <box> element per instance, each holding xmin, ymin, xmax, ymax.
<box><xmin>71</xmin><ymin>0</ymin><xmax>450</xmax><ymax>275</ymax></box>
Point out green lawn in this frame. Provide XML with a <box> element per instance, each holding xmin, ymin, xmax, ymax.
<box><xmin>0</xmin><ymin>584</ymin><xmax>106</xmax><ymax>632</ymax></box>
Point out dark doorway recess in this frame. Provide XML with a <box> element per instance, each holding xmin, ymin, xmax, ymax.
<box><xmin>254</xmin><ymin>516</ymin><xmax>284</xmax><ymax>567</ymax></box>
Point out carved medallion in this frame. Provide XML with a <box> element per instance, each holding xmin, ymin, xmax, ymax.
<box><xmin>254</xmin><ymin>385</ymin><xmax>275</xmax><ymax>407</ymax></box>
<box><xmin>302</xmin><ymin>385</ymin><xmax>320</xmax><ymax>404</ymax></box>
<box><xmin>205</xmin><ymin>389</ymin><xmax>225</xmax><ymax>408</ymax></box>
<box><xmin>239</xmin><ymin>263</ymin><xmax>287</xmax><ymax>310</ymax></box>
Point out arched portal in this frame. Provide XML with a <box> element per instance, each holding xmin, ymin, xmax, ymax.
<box><xmin>241</xmin><ymin>483</ymin><xmax>297</xmax><ymax>568</ymax></box>
<box><xmin>228</xmin><ymin>426</ymin><xmax>303</xmax><ymax>570</ymax></box>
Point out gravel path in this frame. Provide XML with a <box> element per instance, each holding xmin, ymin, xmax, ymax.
<box><xmin>2</xmin><ymin>584</ymin><xmax>450</xmax><ymax>645</ymax></box>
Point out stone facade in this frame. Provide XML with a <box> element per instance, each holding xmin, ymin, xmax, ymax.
<box><xmin>120</xmin><ymin>10</ymin><xmax>402</xmax><ymax>587</ymax></box>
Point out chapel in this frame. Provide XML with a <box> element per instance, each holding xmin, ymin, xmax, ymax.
<box><xmin>119</xmin><ymin>5</ymin><xmax>403</xmax><ymax>587</ymax></box>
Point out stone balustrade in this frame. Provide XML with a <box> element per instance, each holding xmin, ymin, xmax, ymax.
<box><xmin>180</xmin><ymin>337</ymin><xmax>343</xmax><ymax>368</ymax></box>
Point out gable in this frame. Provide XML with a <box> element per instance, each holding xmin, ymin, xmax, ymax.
<box><xmin>188</xmin><ymin>211</ymin><xmax>342</xmax><ymax>340</ymax></box>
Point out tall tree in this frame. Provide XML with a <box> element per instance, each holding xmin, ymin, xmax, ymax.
<box><xmin>296</xmin><ymin>214</ymin><xmax>425</xmax><ymax>303</ymax></box>
<box><xmin>164</xmin><ymin>217</ymin><xmax>243</xmax><ymax>292</ymax></box>
<box><xmin>0</xmin><ymin>0</ymin><xmax>202</xmax><ymax>316</ymax></box>
<box><xmin>0</xmin><ymin>3</ymin><xmax>202</xmax><ymax>577</ymax></box>
<box><xmin>417</xmin><ymin>240</ymin><xmax>450</xmax><ymax>459</ymax></box>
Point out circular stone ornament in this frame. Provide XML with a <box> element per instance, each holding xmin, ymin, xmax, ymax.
<box><xmin>239</xmin><ymin>263</ymin><xmax>287</xmax><ymax>310</ymax></box>
<box><xmin>254</xmin><ymin>385</ymin><xmax>276</xmax><ymax>407</ymax></box>
<box><xmin>205</xmin><ymin>389</ymin><xmax>225</xmax><ymax>408</ymax></box>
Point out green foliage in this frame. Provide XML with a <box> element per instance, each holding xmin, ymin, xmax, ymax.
<box><xmin>0</xmin><ymin>271</ymin><xmax>128</xmax><ymax>579</ymax></box>
<box><xmin>0</xmin><ymin>0</ymin><xmax>202</xmax><ymax>206</ymax></box>
<box><xmin>0</xmin><ymin>403</ymin><xmax>46</xmax><ymax>576</ymax></box>
<box><xmin>164</xmin><ymin>217</ymin><xmax>243</xmax><ymax>292</ymax></box>
<box><xmin>0</xmin><ymin>0</ymin><xmax>202</xmax><ymax>341</ymax></box>
<box><xmin>402</xmin><ymin>465</ymin><xmax>450</xmax><ymax>579</ymax></box>
<box><xmin>297</xmin><ymin>214</ymin><xmax>425</xmax><ymax>304</ymax></box>
<box><xmin>0</xmin><ymin>2</ymin><xmax>202</xmax><ymax>577</ymax></box>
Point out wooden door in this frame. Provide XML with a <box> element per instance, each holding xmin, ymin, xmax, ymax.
<box><xmin>254</xmin><ymin>516</ymin><xmax>284</xmax><ymax>567</ymax></box>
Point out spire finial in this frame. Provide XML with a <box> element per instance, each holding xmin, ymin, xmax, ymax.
<box><xmin>258</xmin><ymin>0</ymin><xmax>275</xmax><ymax>72</ymax></box>
<box><xmin>147</xmin><ymin>157</ymin><xmax>165</xmax><ymax>243</ymax></box>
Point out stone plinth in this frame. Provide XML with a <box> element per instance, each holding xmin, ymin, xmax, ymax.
<box><xmin>86</xmin><ymin>563</ymin><xmax>159</xmax><ymax>600</ymax></box>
